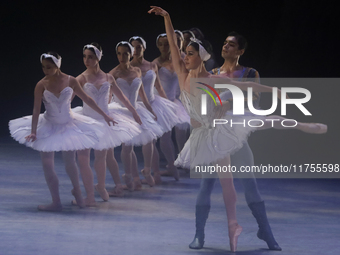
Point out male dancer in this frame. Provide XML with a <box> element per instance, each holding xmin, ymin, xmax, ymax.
<box><xmin>190</xmin><ymin>31</ymin><xmax>281</xmax><ymax>251</ymax></box>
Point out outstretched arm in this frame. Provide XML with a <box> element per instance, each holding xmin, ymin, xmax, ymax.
<box><xmin>154</xmin><ymin>64</ymin><xmax>168</xmax><ymax>99</ymax></box>
<box><xmin>71</xmin><ymin>77</ymin><xmax>117</xmax><ymax>125</ymax></box>
<box><xmin>139</xmin><ymin>84</ymin><xmax>157</xmax><ymax>121</ymax></box>
<box><xmin>148</xmin><ymin>6</ymin><xmax>188</xmax><ymax>88</ymax></box>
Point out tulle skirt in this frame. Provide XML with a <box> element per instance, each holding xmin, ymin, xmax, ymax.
<box><xmin>72</xmin><ymin>106</ymin><xmax>142</xmax><ymax>150</ymax></box>
<box><xmin>174</xmin><ymin>116</ymin><xmax>260</xmax><ymax>169</ymax></box>
<box><xmin>9</xmin><ymin>112</ymin><xmax>105</xmax><ymax>152</ymax></box>
<box><xmin>108</xmin><ymin>102</ymin><xmax>164</xmax><ymax>146</ymax></box>
<box><xmin>173</xmin><ymin>99</ymin><xmax>190</xmax><ymax>130</ymax></box>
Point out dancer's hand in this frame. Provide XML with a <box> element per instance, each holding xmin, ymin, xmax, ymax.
<box><xmin>105</xmin><ymin>115</ymin><xmax>118</xmax><ymax>126</ymax></box>
<box><xmin>25</xmin><ymin>133</ymin><xmax>37</xmax><ymax>142</ymax></box>
<box><xmin>132</xmin><ymin>112</ymin><xmax>143</xmax><ymax>125</ymax></box>
<box><xmin>148</xmin><ymin>6</ymin><xmax>169</xmax><ymax>17</ymax></box>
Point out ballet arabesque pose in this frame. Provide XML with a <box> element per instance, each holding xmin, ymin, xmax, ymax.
<box><xmin>148</xmin><ymin>6</ymin><xmax>327</xmax><ymax>252</ymax></box>
<box><xmin>9</xmin><ymin>52</ymin><xmax>115</xmax><ymax>211</ymax></box>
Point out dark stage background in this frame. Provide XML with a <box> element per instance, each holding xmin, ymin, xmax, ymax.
<box><xmin>1</xmin><ymin>1</ymin><xmax>338</xmax><ymax>167</ymax></box>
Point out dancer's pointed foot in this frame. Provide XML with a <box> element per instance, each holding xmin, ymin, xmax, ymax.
<box><xmin>71</xmin><ymin>188</ymin><xmax>85</xmax><ymax>208</ymax></box>
<box><xmin>122</xmin><ymin>174</ymin><xmax>135</xmax><ymax>192</ymax></box>
<box><xmin>299</xmin><ymin>123</ymin><xmax>327</xmax><ymax>134</ymax></box>
<box><xmin>108</xmin><ymin>184</ymin><xmax>124</xmax><ymax>197</ymax></box>
<box><xmin>228</xmin><ymin>223</ymin><xmax>242</xmax><ymax>252</ymax></box>
<box><xmin>37</xmin><ymin>203</ymin><xmax>62</xmax><ymax>212</ymax></box>
<box><xmin>257</xmin><ymin>230</ymin><xmax>282</xmax><ymax>251</ymax></box>
<box><xmin>141</xmin><ymin>168</ymin><xmax>155</xmax><ymax>187</ymax></box>
<box><xmin>95</xmin><ymin>184</ymin><xmax>109</xmax><ymax>201</ymax></box>
<box><xmin>71</xmin><ymin>197</ymin><xmax>97</xmax><ymax>207</ymax></box>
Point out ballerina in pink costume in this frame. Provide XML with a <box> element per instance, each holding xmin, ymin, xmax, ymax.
<box><xmin>129</xmin><ymin>36</ymin><xmax>182</xmax><ymax>183</ymax></box>
<box><xmin>9</xmin><ymin>52</ymin><xmax>115</xmax><ymax>211</ymax></box>
<box><xmin>108</xmin><ymin>41</ymin><xmax>164</xmax><ymax>191</ymax></box>
<box><xmin>72</xmin><ymin>43</ymin><xmax>142</xmax><ymax>205</ymax></box>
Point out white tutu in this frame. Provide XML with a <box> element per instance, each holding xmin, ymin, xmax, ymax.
<box><xmin>113</xmin><ymin>77</ymin><xmax>165</xmax><ymax>146</ymax></box>
<box><xmin>9</xmin><ymin>87</ymin><xmax>105</xmax><ymax>152</ymax></box>
<box><xmin>71</xmin><ymin>82</ymin><xmax>142</xmax><ymax>150</ymax></box>
<box><xmin>158</xmin><ymin>67</ymin><xmax>190</xmax><ymax>130</ymax></box>
<box><xmin>174</xmin><ymin>89</ymin><xmax>260</xmax><ymax>169</ymax></box>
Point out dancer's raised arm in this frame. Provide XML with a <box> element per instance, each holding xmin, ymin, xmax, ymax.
<box><xmin>148</xmin><ymin>6</ymin><xmax>189</xmax><ymax>87</ymax></box>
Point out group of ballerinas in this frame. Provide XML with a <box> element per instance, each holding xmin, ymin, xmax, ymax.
<box><xmin>9</xmin><ymin>5</ymin><xmax>328</xmax><ymax>253</ymax></box>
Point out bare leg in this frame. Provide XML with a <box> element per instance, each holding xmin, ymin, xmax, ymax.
<box><xmin>131</xmin><ymin>149</ymin><xmax>142</xmax><ymax>191</ymax></box>
<box><xmin>141</xmin><ymin>141</ymin><xmax>155</xmax><ymax>187</ymax></box>
<box><xmin>259</xmin><ymin>115</ymin><xmax>327</xmax><ymax>133</ymax></box>
<box><xmin>76</xmin><ymin>149</ymin><xmax>96</xmax><ymax>206</ymax></box>
<box><xmin>94</xmin><ymin>149</ymin><xmax>109</xmax><ymax>201</ymax></box>
<box><xmin>63</xmin><ymin>151</ymin><xmax>85</xmax><ymax>208</ymax></box>
<box><xmin>106</xmin><ymin>148</ymin><xmax>124</xmax><ymax>197</ymax></box>
<box><xmin>151</xmin><ymin>140</ymin><xmax>162</xmax><ymax>184</ymax></box>
<box><xmin>121</xmin><ymin>144</ymin><xmax>134</xmax><ymax>191</ymax></box>
<box><xmin>38</xmin><ymin>151</ymin><xmax>62</xmax><ymax>212</ymax></box>
<box><xmin>217</xmin><ymin>155</ymin><xmax>242</xmax><ymax>252</ymax></box>
<box><xmin>160</xmin><ymin>132</ymin><xmax>179</xmax><ymax>181</ymax></box>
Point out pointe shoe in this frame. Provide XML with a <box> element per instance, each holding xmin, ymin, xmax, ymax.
<box><xmin>189</xmin><ymin>234</ymin><xmax>204</xmax><ymax>249</ymax></box>
<box><xmin>71</xmin><ymin>188</ymin><xmax>85</xmax><ymax>208</ymax></box>
<box><xmin>108</xmin><ymin>185</ymin><xmax>124</xmax><ymax>197</ymax></box>
<box><xmin>95</xmin><ymin>184</ymin><xmax>109</xmax><ymax>201</ymax></box>
<box><xmin>228</xmin><ymin>223</ymin><xmax>242</xmax><ymax>252</ymax></box>
<box><xmin>37</xmin><ymin>203</ymin><xmax>62</xmax><ymax>212</ymax></box>
<box><xmin>141</xmin><ymin>169</ymin><xmax>155</xmax><ymax>187</ymax></box>
<box><xmin>301</xmin><ymin>123</ymin><xmax>327</xmax><ymax>134</ymax></box>
<box><xmin>122</xmin><ymin>174</ymin><xmax>135</xmax><ymax>192</ymax></box>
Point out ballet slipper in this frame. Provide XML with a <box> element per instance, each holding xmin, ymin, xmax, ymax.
<box><xmin>228</xmin><ymin>223</ymin><xmax>243</xmax><ymax>253</ymax></box>
<box><xmin>95</xmin><ymin>184</ymin><xmax>109</xmax><ymax>201</ymax></box>
<box><xmin>122</xmin><ymin>174</ymin><xmax>135</xmax><ymax>192</ymax></box>
<box><xmin>133</xmin><ymin>177</ymin><xmax>143</xmax><ymax>191</ymax></box>
<box><xmin>108</xmin><ymin>184</ymin><xmax>124</xmax><ymax>197</ymax></box>
<box><xmin>141</xmin><ymin>168</ymin><xmax>155</xmax><ymax>187</ymax></box>
<box><xmin>71</xmin><ymin>188</ymin><xmax>85</xmax><ymax>208</ymax></box>
<box><xmin>37</xmin><ymin>203</ymin><xmax>62</xmax><ymax>212</ymax></box>
<box><xmin>153</xmin><ymin>173</ymin><xmax>162</xmax><ymax>185</ymax></box>
<box><xmin>71</xmin><ymin>197</ymin><xmax>97</xmax><ymax>207</ymax></box>
<box><xmin>300</xmin><ymin>123</ymin><xmax>327</xmax><ymax>134</ymax></box>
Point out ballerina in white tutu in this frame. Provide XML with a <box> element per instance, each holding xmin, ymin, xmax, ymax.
<box><xmin>149</xmin><ymin>6</ymin><xmax>327</xmax><ymax>252</ymax></box>
<box><xmin>129</xmin><ymin>36</ymin><xmax>182</xmax><ymax>183</ymax></box>
<box><xmin>72</xmin><ymin>43</ymin><xmax>142</xmax><ymax>205</ymax></box>
<box><xmin>9</xmin><ymin>52</ymin><xmax>115</xmax><ymax>211</ymax></box>
<box><xmin>109</xmin><ymin>41</ymin><xmax>164</xmax><ymax>191</ymax></box>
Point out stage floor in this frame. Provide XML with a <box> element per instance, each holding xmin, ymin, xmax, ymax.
<box><xmin>0</xmin><ymin>137</ymin><xmax>339</xmax><ymax>255</ymax></box>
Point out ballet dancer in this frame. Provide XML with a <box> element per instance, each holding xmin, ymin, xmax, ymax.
<box><xmin>9</xmin><ymin>52</ymin><xmax>115</xmax><ymax>211</ymax></box>
<box><xmin>153</xmin><ymin>32</ymin><xmax>190</xmax><ymax>177</ymax></box>
<box><xmin>129</xmin><ymin>36</ymin><xmax>182</xmax><ymax>183</ymax></box>
<box><xmin>148</xmin><ymin>6</ymin><xmax>327</xmax><ymax>252</ymax></box>
<box><xmin>73</xmin><ymin>43</ymin><xmax>142</xmax><ymax>205</ymax></box>
<box><xmin>109</xmin><ymin>41</ymin><xmax>164</xmax><ymax>191</ymax></box>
